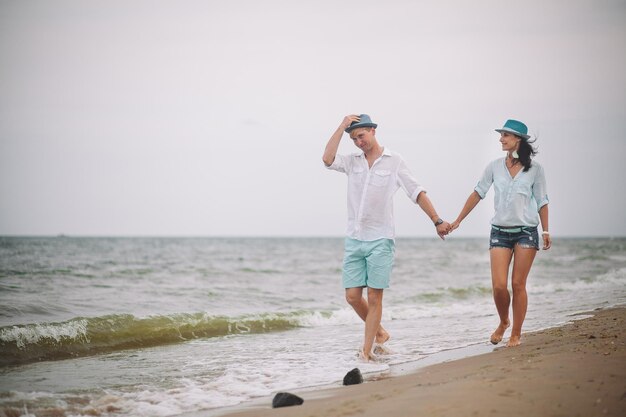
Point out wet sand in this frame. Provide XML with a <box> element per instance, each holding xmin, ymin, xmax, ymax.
<box><xmin>219</xmin><ymin>306</ymin><xmax>626</xmax><ymax>417</ymax></box>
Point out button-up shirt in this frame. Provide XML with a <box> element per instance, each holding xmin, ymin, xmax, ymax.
<box><xmin>326</xmin><ymin>147</ymin><xmax>426</xmax><ymax>241</ymax></box>
<box><xmin>475</xmin><ymin>158</ymin><xmax>549</xmax><ymax>227</ymax></box>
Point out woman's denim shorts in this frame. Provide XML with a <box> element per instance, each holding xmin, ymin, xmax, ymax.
<box><xmin>489</xmin><ymin>225</ymin><xmax>539</xmax><ymax>250</ymax></box>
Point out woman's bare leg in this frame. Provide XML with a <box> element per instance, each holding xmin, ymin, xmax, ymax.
<box><xmin>489</xmin><ymin>248</ymin><xmax>513</xmax><ymax>344</ymax></box>
<box><xmin>507</xmin><ymin>245</ymin><xmax>537</xmax><ymax>347</ymax></box>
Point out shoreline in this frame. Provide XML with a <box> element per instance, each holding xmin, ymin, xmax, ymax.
<box><xmin>205</xmin><ymin>306</ymin><xmax>626</xmax><ymax>417</ymax></box>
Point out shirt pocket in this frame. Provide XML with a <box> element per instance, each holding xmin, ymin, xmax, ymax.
<box><xmin>351</xmin><ymin>166</ymin><xmax>365</xmax><ymax>177</ymax></box>
<box><xmin>349</xmin><ymin>165</ymin><xmax>366</xmax><ymax>183</ymax></box>
<box><xmin>371</xmin><ymin>169</ymin><xmax>391</xmax><ymax>187</ymax></box>
<box><xmin>513</xmin><ymin>178</ymin><xmax>532</xmax><ymax>197</ymax></box>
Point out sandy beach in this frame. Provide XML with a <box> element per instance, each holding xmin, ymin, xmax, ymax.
<box><xmin>220</xmin><ymin>306</ymin><xmax>626</xmax><ymax>417</ymax></box>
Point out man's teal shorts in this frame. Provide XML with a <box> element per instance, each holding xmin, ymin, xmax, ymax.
<box><xmin>342</xmin><ymin>238</ymin><xmax>395</xmax><ymax>289</ymax></box>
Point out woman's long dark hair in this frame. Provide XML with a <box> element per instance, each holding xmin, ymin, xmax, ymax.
<box><xmin>517</xmin><ymin>136</ymin><xmax>538</xmax><ymax>172</ymax></box>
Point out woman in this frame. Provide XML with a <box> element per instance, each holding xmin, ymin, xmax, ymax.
<box><xmin>450</xmin><ymin>119</ymin><xmax>551</xmax><ymax>347</ymax></box>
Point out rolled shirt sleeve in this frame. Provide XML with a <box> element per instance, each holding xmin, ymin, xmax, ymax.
<box><xmin>325</xmin><ymin>153</ymin><xmax>349</xmax><ymax>174</ymax></box>
<box><xmin>532</xmin><ymin>164</ymin><xmax>549</xmax><ymax>210</ymax></box>
<box><xmin>397</xmin><ymin>157</ymin><xmax>426</xmax><ymax>204</ymax></box>
<box><xmin>474</xmin><ymin>161</ymin><xmax>494</xmax><ymax>199</ymax></box>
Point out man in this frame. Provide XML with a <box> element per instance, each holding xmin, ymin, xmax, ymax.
<box><xmin>323</xmin><ymin>114</ymin><xmax>450</xmax><ymax>361</ymax></box>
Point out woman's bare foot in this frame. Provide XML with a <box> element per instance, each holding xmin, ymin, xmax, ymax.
<box><xmin>490</xmin><ymin>319</ymin><xmax>510</xmax><ymax>345</ymax></box>
<box><xmin>506</xmin><ymin>335</ymin><xmax>521</xmax><ymax>347</ymax></box>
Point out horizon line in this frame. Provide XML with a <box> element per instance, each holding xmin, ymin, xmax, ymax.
<box><xmin>1</xmin><ymin>234</ymin><xmax>625</xmax><ymax>239</ymax></box>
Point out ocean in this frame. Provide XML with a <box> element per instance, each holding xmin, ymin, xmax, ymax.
<box><xmin>1</xmin><ymin>236</ymin><xmax>625</xmax><ymax>416</ymax></box>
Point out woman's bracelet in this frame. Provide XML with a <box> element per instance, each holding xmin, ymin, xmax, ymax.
<box><xmin>542</xmin><ymin>231</ymin><xmax>550</xmax><ymax>235</ymax></box>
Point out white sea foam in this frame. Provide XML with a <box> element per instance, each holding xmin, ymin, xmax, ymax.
<box><xmin>295</xmin><ymin>308</ymin><xmax>362</xmax><ymax>327</ymax></box>
<box><xmin>0</xmin><ymin>319</ymin><xmax>89</xmax><ymax>348</ymax></box>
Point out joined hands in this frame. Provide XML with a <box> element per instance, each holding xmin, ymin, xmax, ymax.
<box><xmin>436</xmin><ymin>221</ymin><xmax>452</xmax><ymax>240</ymax></box>
<box><xmin>436</xmin><ymin>220</ymin><xmax>461</xmax><ymax>240</ymax></box>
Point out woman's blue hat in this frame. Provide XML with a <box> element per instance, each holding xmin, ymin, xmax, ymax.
<box><xmin>495</xmin><ymin>119</ymin><xmax>530</xmax><ymax>139</ymax></box>
<box><xmin>345</xmin><ymin>114</ymin><xmax>378</xmax><ymax>133</ymax></box>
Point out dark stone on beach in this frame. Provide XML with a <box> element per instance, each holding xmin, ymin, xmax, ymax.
<box><xmin>272</xmin><ymin>392</ymin><xmax>304</xmax><ymax>408</ymax></box>
<box><xmin>343</xmin><ymin>368</ymin><xmax>363</xmax><ymax>385</ymax></box>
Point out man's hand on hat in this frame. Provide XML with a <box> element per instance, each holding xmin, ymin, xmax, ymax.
<box><xmin>341</xmin><ymin>115</ymin><xmax>360</xmax><ymax>131</ymax></box>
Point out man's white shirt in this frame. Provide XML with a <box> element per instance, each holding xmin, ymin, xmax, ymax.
<box><xmin>326</xmin><ymin>147</ymin><xmax>426</xmax><ymax>241</ymax></box>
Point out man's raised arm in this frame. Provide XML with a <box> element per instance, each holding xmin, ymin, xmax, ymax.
<box><xmin>323</xmin><ymin>115</ymin><xmax>359</xmax><ymax>166</ymax></box>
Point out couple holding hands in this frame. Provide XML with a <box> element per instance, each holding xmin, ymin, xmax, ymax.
<box><xmin>323</xmin><ymin>114</ymin><xmax>550</xmax><ymax>361</ymax></box>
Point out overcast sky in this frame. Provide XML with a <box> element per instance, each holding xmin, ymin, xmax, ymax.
<box><xmin>1</xmin><ymin>0</ymin><xmax>625</xmax><ymax>237</ymax></box>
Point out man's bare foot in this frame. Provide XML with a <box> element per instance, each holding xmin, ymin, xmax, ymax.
<box><xmin>373</xmin><ymin>343</ymin><xmax>391</xmax><ymax>355</ymax></box>
<box><xmin>373</xmin><ymin>329</ymin><xmax>391</xmax><ymax>355</ymax></box>
<box><xmin>357</xmin><ymin>348</ymin><xmax>379</xmax><ymax>362</ymax></box>
<box><xmin>506</xmin><ymin>335</ymin><xmax>521</xmax><ymax>347</ymax></box>
<box><xmin>490</xmin><ymin>319</ymin><xmax>510</xmax><ymax>345</ymax></box>
<box><xmin>375</xmin><ymin>328</ymin><xmax>390</xmax><ymax>345</ymax></box>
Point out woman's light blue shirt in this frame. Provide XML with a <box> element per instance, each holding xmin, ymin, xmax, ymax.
<box><xmin>474</xmin><ymin>158</ymin><xmax>549</xmax><ymax>227</ymax></box>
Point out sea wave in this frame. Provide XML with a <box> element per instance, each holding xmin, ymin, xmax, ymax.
<box><xmin>0</xmin><ymin>311</ymin><xmax>310</xmax><ymax>366</ymax></box>
<box><xmin>531</xmin><ymin>267</ymin><xmax>626</xmax><ymax>293</ymax></box>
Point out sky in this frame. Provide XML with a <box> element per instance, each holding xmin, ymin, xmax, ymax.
<box><xmin>1</xmin><ymin>0</ymin><xmax>625</xmax><ymax>237</ymax></box>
